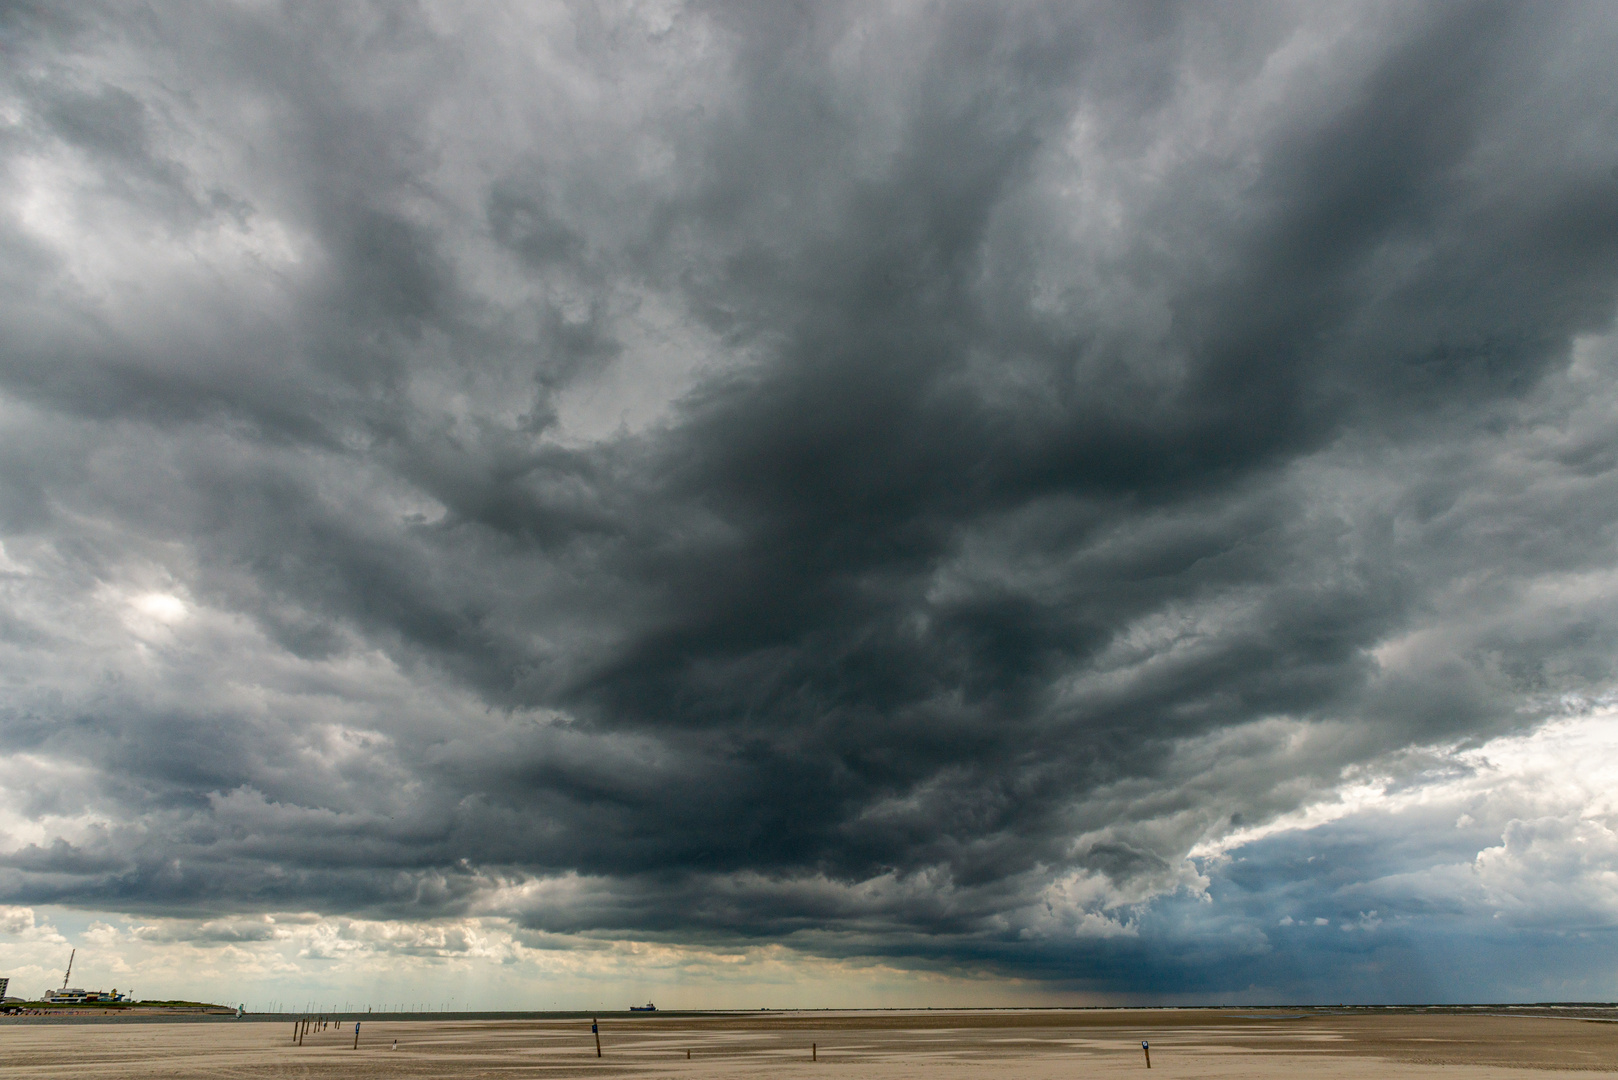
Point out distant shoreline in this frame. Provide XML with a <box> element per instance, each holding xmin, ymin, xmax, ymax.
<box><xmin>5</xmin><ymin>1003</ymin><xmax>1617</xmax><ymax>1025</ymax></box>
<box><xmin>1</xmin><ymin>1004</ymin><xmax>237</xmax><ymax>1022</ymax></box>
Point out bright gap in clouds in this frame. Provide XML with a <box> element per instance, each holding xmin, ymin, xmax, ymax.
<box><xmin>1161</xmin><ymin>708</ymin><xmax>1618</xmax><ymax>1003</ymax></box>
<box><xmin>0</xmin><ymin>907</ymin><xmax>1070</xmax><ymax>1012</ymax></box>
<box><xmin>1195</xmin><ymin>706</ymin><xmax>1618</xmax><ymax>871</ymax></box>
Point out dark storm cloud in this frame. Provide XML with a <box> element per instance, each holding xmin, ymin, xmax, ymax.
<box><xmin>2</xmin><ymin>0</ymin><xmax>1618</xmax><ymax>993</ymax></box>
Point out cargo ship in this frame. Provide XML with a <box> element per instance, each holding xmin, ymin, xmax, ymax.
<box><xmin>629</xmin><ymin>1002</ymin><xmax>656</xmax><ymax>1012</ymax></box>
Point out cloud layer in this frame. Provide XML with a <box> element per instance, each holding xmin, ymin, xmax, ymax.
<box><xmin>2</xmin><ymin>1</ymin><xmax>1618</xmax><ymax>1000</ymax></box>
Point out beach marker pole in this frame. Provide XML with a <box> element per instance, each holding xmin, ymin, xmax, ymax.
<box><xmin>594</xmin><ymin>1018</ymin><xmax>602</xmax><ymax>1058</ymax></box>
<box><xmin>354</xmin><ymin>1021</ymin><xmax>360</xmax><ymax>1049</ymax></box>
<box><xmin>1142</xmin><ymin>1039</ymin><xmax>1150</xmax><ymax>1068</ymax></box>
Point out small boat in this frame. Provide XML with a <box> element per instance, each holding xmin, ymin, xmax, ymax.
<box><xmin>629</xmin><ymin>1002</ymin><xmax>657</xmax><ymax>1012</ymax></box>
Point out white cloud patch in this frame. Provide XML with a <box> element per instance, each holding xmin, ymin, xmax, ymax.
<box><xmin>1187</xmin><ymin>708</ymin><xmax>1618</xmax><ymax>948</ymax></box>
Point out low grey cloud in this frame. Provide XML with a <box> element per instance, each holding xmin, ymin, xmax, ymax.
<box><xmin>2</xmin><ymin>1</ymin><xmax>1618</xmax><ymax>998</ymax></box>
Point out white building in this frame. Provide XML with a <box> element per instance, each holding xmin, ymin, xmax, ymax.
<box><xmin>42</xmin><ymin>987</ymin><xmax>130</xmax><ymax>1004</ymax></box>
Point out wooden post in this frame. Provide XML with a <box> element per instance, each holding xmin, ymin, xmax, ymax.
<box><xmin>1142</xmin><ymin>1040</ymin><xmax>1150</xmax><ymax>1068</ymax></box>
<box><xmin>593</xmin><ymin>1018</ymin><xmax>602</xmax><ymax>1058</ymax></box>
<box><xmin>292</xmin><ymin>1020</ymin><xmax>298</xmax><ymax>1043</ymax></box>
<box><xmin>687</xmin><ymin>1049</ymin><xmax>691</xmax><ymax>1059</ymax></box>
<box><xmin>813</xmin><ymin>1042</ymin><xmax>817</xmax><ymax>1061</ymax></box>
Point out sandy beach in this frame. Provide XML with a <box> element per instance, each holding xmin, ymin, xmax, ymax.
<box><xmin>1</xmin><ymin>1008</ymin><xmax>1615</xmax><ymax>1079</ymax></box>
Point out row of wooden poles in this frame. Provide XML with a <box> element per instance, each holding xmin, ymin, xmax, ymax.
<box><xmin>291</xmin><ymin>1017</ymin><xmax>360</xmax><ymax>1049</ymax></box>
<box><xmin>289</xmin><ymin>1015</ymin><xmax>820</xmax><ymax>1060</ymax></box>
<box><xmin>289</xmin><ymin>1015</ymin><xmax>1152</xmax><ymax>1068</ymax></box>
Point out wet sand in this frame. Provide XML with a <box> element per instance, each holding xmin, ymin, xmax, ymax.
<box><xmin>2</xmin><ymin>1008</ymin><xmax>1616</xmax><ymax>1078</ymax></box>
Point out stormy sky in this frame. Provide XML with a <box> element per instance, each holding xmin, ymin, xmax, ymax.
<box><xmin>1</xmin><ymin>0</ymin><xmax>1618</xmax><ymax>1007</ymax></box>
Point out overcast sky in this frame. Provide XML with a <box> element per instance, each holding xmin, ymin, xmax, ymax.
<box><xmin>2</xmin><ymin>0</ymin><xmax>1618</xmax><ymax>1009</ymax></box>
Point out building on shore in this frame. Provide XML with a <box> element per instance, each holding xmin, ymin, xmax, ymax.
<box><xmin>41</xmin><ymin>987</ymin><xmax>130</xmax><ymax>1004</ymax></box>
